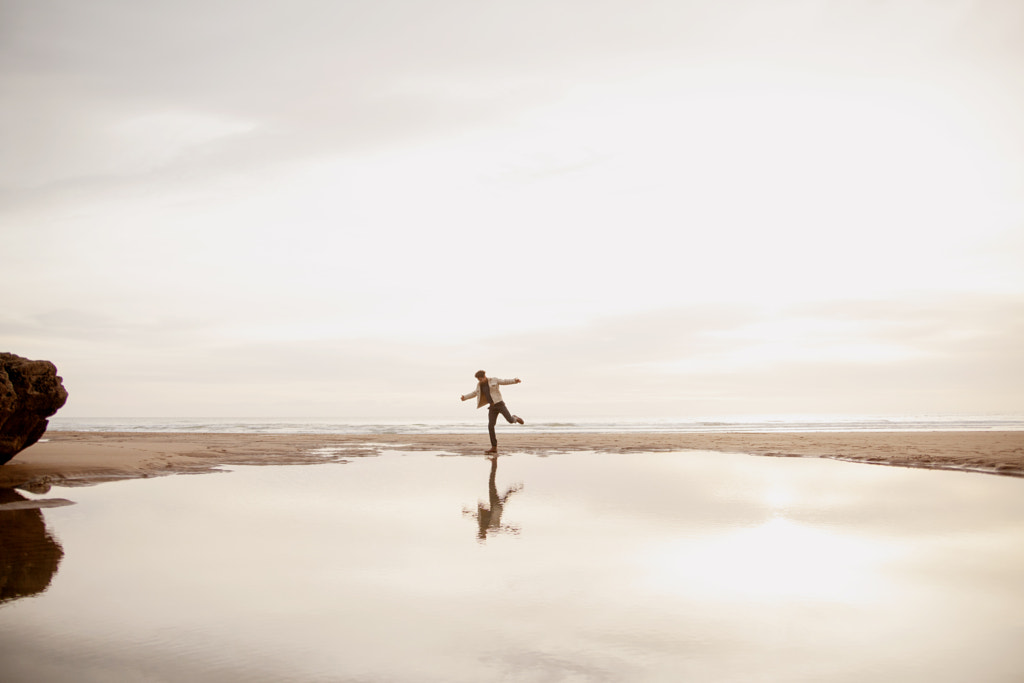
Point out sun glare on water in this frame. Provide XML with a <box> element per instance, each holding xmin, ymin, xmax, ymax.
<box><xmin>641</xmin><ymin>516</ymin><xmax>899</xmax><ymax>604</ymax></box>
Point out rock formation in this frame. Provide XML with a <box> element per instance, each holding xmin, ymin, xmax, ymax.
<box><xmin>0</xmin><ymin>353</ymin><xmax>68</xmax><ymax>466</ymax></box>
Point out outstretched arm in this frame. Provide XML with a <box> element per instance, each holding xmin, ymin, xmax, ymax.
<box><xmin>497</xmin><ymin>377</ymin><xmax>522</xmax><ymax>385</ymax></box>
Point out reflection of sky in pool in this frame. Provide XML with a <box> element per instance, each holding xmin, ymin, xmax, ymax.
<box><xmin>2</xmin><ymin>451</ymin><xmax>1023</xmax><ymax>682</ymax></box>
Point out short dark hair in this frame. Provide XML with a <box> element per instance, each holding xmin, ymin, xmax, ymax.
<box><xmin>474</xmin><ymin>370</ymin><xmax>486</xmax><ymax>379</ymax></box>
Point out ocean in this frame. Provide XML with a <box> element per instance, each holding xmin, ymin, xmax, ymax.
<box><xmin>47</xmin><ymin>414</ymin><xmax>1024</xmax><ymax>434</ymax></box>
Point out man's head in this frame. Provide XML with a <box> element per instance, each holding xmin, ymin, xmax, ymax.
<box><xmin>475</xmin><ymin>370</ymin><xmax>487</xmax><ymax>383</ymax></box>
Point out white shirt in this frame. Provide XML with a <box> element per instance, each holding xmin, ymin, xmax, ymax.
<box><xmin>462</xmin><ymin>377</ymin><xmax>518</xmax><ymax>409</ymax></box>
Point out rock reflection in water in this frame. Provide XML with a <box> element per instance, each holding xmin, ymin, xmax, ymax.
<box><xmin>464</xmin><ymin>456</ymin><xmax>522</xmax><ymax>541</ymax></box>
<box><xmin>0</xmin><ymin>488</ymin><xmax>64</xmax><ymax>604</ymax></box>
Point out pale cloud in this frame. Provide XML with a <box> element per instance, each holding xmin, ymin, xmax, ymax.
<box><xmin>1</xmin><ymin>0</ymin><xmax>1023</xmax><ymax>417</ymax></box>
<box><xmin>5</xmin><ymin>1</ymin><xmax>1022</xmax><ymax>190</ymax></box>
<box><xmin>13</xmin><ymin>294</ymin><xmax>1019</xmax><ymax>417</ymax></box>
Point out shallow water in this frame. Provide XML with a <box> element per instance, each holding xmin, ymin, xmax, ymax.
<box><xmin>2</xmin><ymin>450</ymin><xmax>1023</xmax><ymax>682</ymax></box>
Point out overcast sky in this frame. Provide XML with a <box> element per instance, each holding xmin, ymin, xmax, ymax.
<box><xmin>2</xmin><ymin>0</ymin><xmax>1022</xmax><ymax>418</ymax></box>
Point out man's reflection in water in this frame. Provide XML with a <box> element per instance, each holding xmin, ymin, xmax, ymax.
<box><xmin>464</xmin><ymin>456</ymin><xmax>522</xmax><ymax>542</ymax></box>
<box><xmin>0</xmin><ymin>488</ymin><xmax>65</xmax><ymax>605</ymax></box>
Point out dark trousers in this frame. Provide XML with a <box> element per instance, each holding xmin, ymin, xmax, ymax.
<box><xmin>487</xmin><ymin>401</ymin><xmax>515</xmax><ymax>448</ymax></box>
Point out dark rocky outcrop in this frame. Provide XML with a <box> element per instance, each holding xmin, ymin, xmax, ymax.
<box><xmin>0</xmin><ymin>353</ymin><xmax>68</xmax><ymax>466</ymax></box>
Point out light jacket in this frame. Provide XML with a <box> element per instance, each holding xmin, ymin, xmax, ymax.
<box><xmin>463</xmin><ymin>377</ymin><xmax>518</xmax><ymax>409</ymax></box>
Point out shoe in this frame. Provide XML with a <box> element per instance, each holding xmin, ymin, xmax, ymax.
<box><xmin>513</xmin><ymin>415</ymin><xmax>525</xmax><ymax>425</ymax></box>
<box><xmin>485</xmin><ymin>448</ymin><xmax>498</xmax><ymax>454</ymax></box>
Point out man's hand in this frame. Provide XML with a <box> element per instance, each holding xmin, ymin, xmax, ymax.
<box><xmin>460</xmin><ymin>395</ymin><xmax>467</xmax><ymax>401</ymax></box>
<box><xmin>514</xmin><ymin>378</ymin><xmax>521</xmax><ymax>383</ymax></box>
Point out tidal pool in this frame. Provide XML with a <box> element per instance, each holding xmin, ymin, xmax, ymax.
<box><xmin>1</xmin><ymin>450</ymin><xmax>1023</xmax><ymax>682</ymax></box>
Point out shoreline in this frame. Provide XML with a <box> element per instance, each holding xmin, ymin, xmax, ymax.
<box><xmin>1</xmin><ymin>430</ymin><xmax>1022</xmax><ymax>491</ymax></box>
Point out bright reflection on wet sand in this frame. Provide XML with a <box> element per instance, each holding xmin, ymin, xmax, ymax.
<box><xmin>1</xmin><ymin>450</ymin><xmax>1023</xmax><ymax>682</ymax></box>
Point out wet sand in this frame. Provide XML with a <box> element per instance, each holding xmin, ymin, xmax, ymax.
<box><xmin>1</xmin><ymin>430</ymin><xmax>1022</xmax><ymax>490</ymax></box>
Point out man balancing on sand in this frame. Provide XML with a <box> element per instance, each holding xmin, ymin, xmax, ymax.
<box><xmin>460</xmin><ymin>370</ymin><xmax>525</xmax><ymax>454</ymax></box>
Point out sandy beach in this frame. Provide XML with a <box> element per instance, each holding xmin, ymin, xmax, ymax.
<box><xmin>1</xmin><ymin>430</ymin><xmax>1022</xmax><ymax>490</ymax></box>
